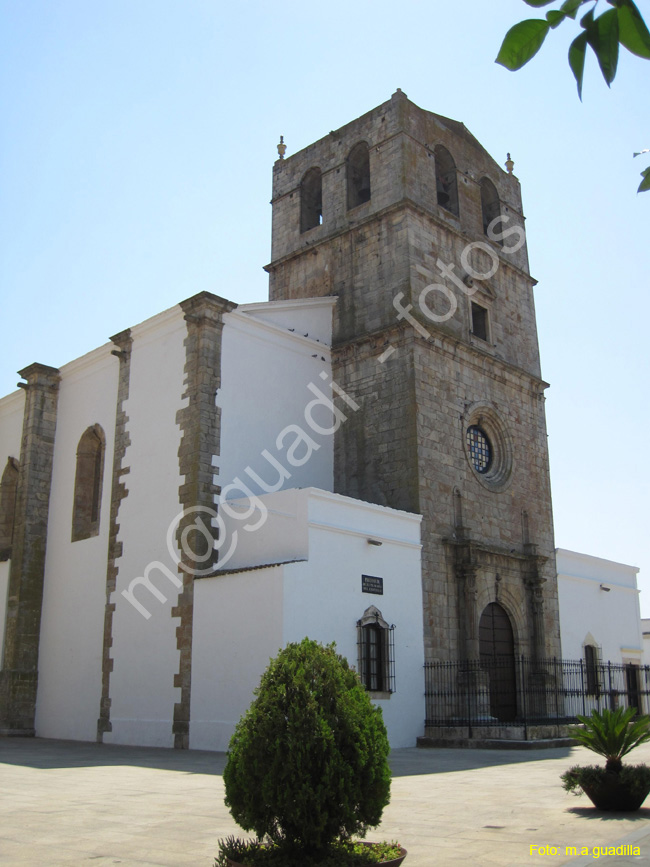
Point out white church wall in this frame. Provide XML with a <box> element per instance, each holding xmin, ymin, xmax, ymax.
<box><xmin>217</xmin><ymin>308</ymin><xmax>334</xmax><ymax>501</ymax></box>
<box><xmin>105</xmin><ymin>306</ymin><xmax>187</xmax><ymax>748</ymax></box>
<box><xmin>0</xmin><ymin>389</ymin><xmax>25</xmax><ymax>665</ymax></box>
<box><xmin>240</xmin><ymin>297</ymin><xmax>336</xmax><ymax>346</ymax></box>
<box><xmin>283</xmin><ymin>489</ymin><xmax>424</xmax><ymax>750</ymax></box>
<box><xmin>35</xmin><ymin>346</ymin><xmax>118</xmax><ymax>741</ymax></box>
<box><xmin>190</xmin><ymin>565</ymin><xmax>284</xmax><ymax>751</ymax></box>
<box><xmin>642</xmin><ymin>620</ymin><xmax>650</xmax><ymax>663</ymax></box>
<box><xmin>191</xmin><ymin>488</ymin><xmax>423</xmax><ymax>752</ymax></box>
<box><xmin>214</xmin><ymin>487</ymin><xmax>309</xmax><ymax>572</ymax></box>
<box><xmin>557</xmin><ymin>548</ymin><xmax>644</xmax><ymax>667</ymax></box>
<box><xmin>2</xmin><ymin>294</ymin><xmax>424</xmax><ymax>750</ymax></box>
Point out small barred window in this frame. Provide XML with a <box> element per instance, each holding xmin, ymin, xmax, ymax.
<box><xmin>357</xmin><ymin>606</ymin><xmax>396</xmax><ymax>694</ymax></box>
<box><xmin>585</xmin><ymin>644</ymin><xmax>600</xmax><ymax>697</ymax></box>
<box><xmin>471</xmin><ymin>302</ymin><xmax>489</xmax><ymax>342</ymax></box>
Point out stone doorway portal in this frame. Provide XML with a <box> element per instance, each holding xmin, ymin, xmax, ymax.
<box><xmin>479</xmin><ymin>602</ymin><xmax>517</xmax><ymax>722</ymax></box>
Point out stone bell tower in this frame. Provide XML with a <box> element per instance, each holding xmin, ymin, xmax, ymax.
<box><xmin>265</xmin><ymin>91</ymin><xmax>561</xmax><ymax>689</ymax></box>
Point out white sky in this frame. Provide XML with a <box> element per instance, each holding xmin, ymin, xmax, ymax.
<box><xmin>1</xmin><ymin>1</ymin><xmax>648</xmax><ymax>613</ymax></box>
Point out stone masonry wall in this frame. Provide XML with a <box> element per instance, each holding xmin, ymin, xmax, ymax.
<box><xmin>0</xmin><ymin>363</ymin><xmax>60</xmax><ymax>735</ymax></box>
<box><xmin>173</xmin><ymin>292</ymin><xmax>236</xmax><ymax>749</ymax></box>
<box><xmin>97</xmin><ymin>329</ymin><xmax>132</xmax><ymax>742</ymax></box>
<box><xmin>269</xmin><ymin>93</ymin><xmax>561</xmax><ymax>676</ymax></box>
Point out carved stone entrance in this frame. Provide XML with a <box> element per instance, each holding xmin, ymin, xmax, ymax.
<box><xmin>479</xmin><ymin>602</ymin><xmax>517</xmax><ymax>722</ymax></box>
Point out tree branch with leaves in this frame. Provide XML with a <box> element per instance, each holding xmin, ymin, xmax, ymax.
<box><xmin>496</xmin><ymin>0</ymin><xmax>650</xmax><ymax>192</ymax></box>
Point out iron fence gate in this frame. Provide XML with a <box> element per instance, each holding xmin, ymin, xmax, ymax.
<box><xmin>424</xmin><ymin>656</ymin><xmax>650</xmax><ymax>735</ymax></box>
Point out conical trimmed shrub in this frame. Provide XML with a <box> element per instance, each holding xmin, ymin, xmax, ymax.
<box><xmin>223</xmin><ymin>638</ymin><xmax>391</xmax><ymax>856</ymax></box>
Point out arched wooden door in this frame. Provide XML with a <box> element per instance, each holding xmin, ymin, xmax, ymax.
<box><xmin>479</xmin><ymin>602</ymin><xmax>517</xmax><ymax>722</ymax></box>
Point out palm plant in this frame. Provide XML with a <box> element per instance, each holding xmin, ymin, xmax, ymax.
<box><xmin>569</xmin><ymin>707</ymin><xmax>650</xmax><ymax>774</ymax></box>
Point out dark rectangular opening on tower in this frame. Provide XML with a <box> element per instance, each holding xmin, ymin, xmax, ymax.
<box><xmin>471</xmin><ymin>302</ymin><xmax>488</xmax><ymax>342</ymax></box>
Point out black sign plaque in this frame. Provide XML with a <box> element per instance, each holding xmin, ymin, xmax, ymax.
<box><xmin>361</xmin><ymin>574</ymin><xmax>383</xmax><ymax>595</ymax></box>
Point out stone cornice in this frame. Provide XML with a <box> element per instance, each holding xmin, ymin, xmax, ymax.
<box><xmin>110</xmin><ymin>328</ymin><xmax>132</xmax><ymax>350</ymax></box>
<box><xmin>179</xmin><ymin>291</ymin><xmax>238</xmax><ymax>321</ymax></box>
<box><xmin>332</xmin><ymin>321</ymin><xmax>549</xmax><ymax>394</ymax></box>
<box><xmin>17</xmin><ymin>363</ymin><xmax>60</xmax><ymax>389</ymax></box>
<box><xmin>444</xmin><ymin>536</ymin><xmax>549</xmax><ymax>567</ymax></box>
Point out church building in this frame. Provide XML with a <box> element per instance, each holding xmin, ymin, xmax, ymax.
<box><xmin>0</xmin><ymin>91</ymin><xmax>564</xmax><ymax>750</ymax></box>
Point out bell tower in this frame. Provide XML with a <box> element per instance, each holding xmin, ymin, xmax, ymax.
<box><xmin>265</xmin><ymin>90</ymin><xmax>561</xmax><ymax>674</ymax></box>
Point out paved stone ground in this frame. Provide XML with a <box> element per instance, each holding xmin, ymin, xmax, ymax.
<box><xmin>1</xmin><ymin>738</ymin><xmax>650</xmax><ymax>866</ymax></box>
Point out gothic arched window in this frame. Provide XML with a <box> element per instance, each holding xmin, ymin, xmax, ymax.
<box><xmin>71</xmin><ymin>425</ymin><xmax>105</xmax><ymax>542</ymax></box>
<box><xmin>347</xmin><ymin>142</ymin><xmax>371</xmax><ymax>209</ymax></box>
<box><xmin>434</xmin><ymin>145</ymin><xmax>459</xmax><ymax>217</ymax></box>
<box><xmin>480</xmin><ymin>177</ymin><xmax>501</xmax><ymax>239</ymax></box>
<box><xmin>0</xmin><ymin>457</ymin><xmax>19</xmax><ymax>560</ymax></box>
<box><xmin>300</xmin><ymin>167</ymin><xmax>323</xmax><ymax>233</ymax></box>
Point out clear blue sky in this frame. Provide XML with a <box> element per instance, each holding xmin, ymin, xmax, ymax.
<box><xmin>1</xmin><ymin>1</ymin><xmax>648</xmax><ymax>613</ymax></box>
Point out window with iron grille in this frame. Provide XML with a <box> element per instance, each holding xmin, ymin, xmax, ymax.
<box><xmin>466</xmin><ymin>425</ymin><xmax>492</xmax><ymax>475</ymax></box>
<box><xmin>357</xmin><ymin>606</ymin><xmax>396</xmax><ymax>694</ymax></box>
<box><xmin>585</xmin><ymin>644</ymin><xmax>600</xmax><ymax>696</ymax></box>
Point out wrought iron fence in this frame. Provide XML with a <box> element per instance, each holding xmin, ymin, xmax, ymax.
<box><xmin>424</xmin><ymin>656</ymin><xmax>650</xmax><ymax>735</ymax></box>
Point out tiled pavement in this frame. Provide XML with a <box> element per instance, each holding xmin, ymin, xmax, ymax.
<box><xmin>1</xmin><ymin>738</ymin><xmax>650</xmax><ymax>866</ymax></box>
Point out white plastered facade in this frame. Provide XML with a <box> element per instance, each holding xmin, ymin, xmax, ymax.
<box><xmin>0</xmin><ymin>295</ymin><xmax>425</xmax><ymax>750</ymax></box>
<box><xmin>556</xmin><ymin>548</ymin><xmax>645</xmax><ymax>669</ymax></box>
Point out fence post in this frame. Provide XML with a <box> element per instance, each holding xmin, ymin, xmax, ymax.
<box><xmin>579</xmin><ymin>659</ymin><xmax>586</xmax><ymax>717</ymax></box>
<box><xmin>521</xmin><ymin>654</ymin><xmax>528</xmax><ymax>741</ymax></box>
<box><xmin>466</xmin><ymin>662</ymin><xmax>472</xmax><ymax>740</ymax></box>
<box><xmin>423</xmin><ymin>663</ymin><xmax>427</xmax><ymax>729</ymax></box>
<box><xmin>608</xmin><ymin>661</ymin><xmax>613</xmax><ymax>712</ymax></box>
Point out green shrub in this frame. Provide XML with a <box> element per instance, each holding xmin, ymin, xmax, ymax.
<box><xmin>215</xmin><ymin>838</ymin><xmax>404</xmax><ymax>866</ymax></box>
<box><xmin>561</xmin><ymin>764</ymin><xmax>650</xmax><ymax>796</ymax></box>
<box><xmin>568</xmin><ymin>707</ymin><xmax>650</xmax><ymax>773</ymax></box>
<box><xmin>223</xmin><ymin>638</ymin><xmax>391</xmax><ymax>857</ymax></box>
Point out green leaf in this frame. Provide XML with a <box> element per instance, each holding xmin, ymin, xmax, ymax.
<box><xmin>586</xmin><ymin>8</ymin><xmax>619</xmax><ymax>85</ymax></box>
<box><xmin>496</xmin><ymin>19</ymin><xmax>551</xmax><ymax>70</ymax></box>
<box><xmin>522</xmin><ymin>0</ymin><xmax>555</xmax><ymax>6</ymax></box>
<box><xmin>638</xmin><ymin>166</ymin><xmax>650</xmax><ymax>193</ymax></box>
<box><xmin>561</xmin><ymin>0</ymin><xmax>587</xmax><ymax>19</ymax></box>
<box><xmin>569</xmin><ymin>31</ymin><xmax>588</xmax><ymax>97</ymax></box>
<box><xmin>546</xmin><ymin>10</ymin><xmax>566</xmax><ymax>28</ymax></box>
<box><xmin>581</xmin><ymin>7</ymin><xmax>595</xmax><ymax>29</ymax></box>
<box><xmin>618</xmin><ymin>0</ymin><xmax>650</xmax><ymax>58</ymax></box>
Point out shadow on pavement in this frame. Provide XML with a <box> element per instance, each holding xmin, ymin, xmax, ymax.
<box><xmin>389</xmin><ymin>745</ymin><xmax>576</xmax><ymax>777</ymax></box>
<box><xmin>0</xmin><ymin>737</ymin><xmax>226</xmax><ymax>774</ymax></box>
<box><xmin>0</xmin><ymin>737</ymin><xmax>578</xmax><ymax>778</ymax></box>
<box><xmin>566</xmin><ymin>805</ymin><xmax>650</xmax><ymax>822</ymax></box>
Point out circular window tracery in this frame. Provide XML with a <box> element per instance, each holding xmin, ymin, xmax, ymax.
<box><xmin>462</xmin><ymin>404</ymin><xmax>514</xmax><ymax>491</ymax></box>
<box><xmin>466</xmin><ymin>425</ymin><xmax>492</xmax><ymax>474</ymax></box>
